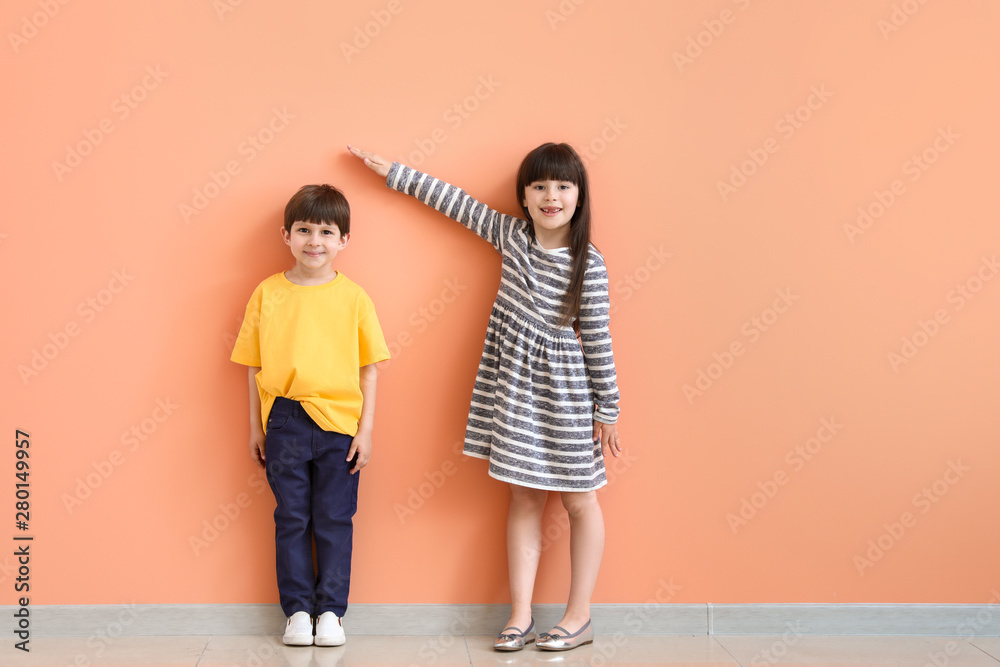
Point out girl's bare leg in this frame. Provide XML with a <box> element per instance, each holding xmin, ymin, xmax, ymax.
<box><xmin>503</xmin><ymin>484</ymin><xmax>548</xmax><ymax>632</ymax></box>
<box><xmin>552</xmin><ymin>490</ymin><xmax>605</xmax><ymax>632</ymax></box>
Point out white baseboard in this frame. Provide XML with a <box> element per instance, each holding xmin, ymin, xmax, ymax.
<box><xmin>5</xmin><ymin>603</ymin><xmax>1000</xmax><ymax>637</ymax></box>
<box><xmin>709</xmin><ymin>603</ymin><xmax>1000</xmax><ymax>636</ymax></box>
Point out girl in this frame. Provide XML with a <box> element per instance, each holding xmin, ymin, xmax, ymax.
<box><xmin>348</xmin><ymin>143</ymin><xmax>621</xmax><ymax>652</ymax></box>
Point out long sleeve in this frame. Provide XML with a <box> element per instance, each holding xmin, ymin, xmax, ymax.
<box><xmin>579</xmin><ymin>251</ymin><xmax>620</xmax><ymax>424</ymax></box>
<box><xmin>386</xmin><ymin>161</ymin><xmax>524</xmax><ymax>254</ymax></box>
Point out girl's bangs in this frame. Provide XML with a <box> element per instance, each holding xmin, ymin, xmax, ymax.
<box><xmin>521</xmin><ymin>145</ymin><xmax>585</xmax><ymax>185</ymax></box>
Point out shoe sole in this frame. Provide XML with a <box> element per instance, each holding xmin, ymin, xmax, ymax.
<box><xmin>314</xmin><ymin>637</ymin><xmax>346</xmax><ymax>647</ymax></box>
<box><xmin>537</xmin><ymin>638</ymin><xmax>594</xmax><ymax>651</ymax></box>
<box><xmin>282</xmin><ymin>635</ymin><xmax>313</xmax><ymax>646</ymax></box>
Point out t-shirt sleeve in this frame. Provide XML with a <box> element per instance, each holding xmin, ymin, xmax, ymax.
<box><xmin>357</xmin><ymin>293</ymin><xmax>390</xmax><ymax>367</ymax></box>
<box><xmin>230</xmin><ymin>283</ymin><xmax>263</xmax><ymax>367</ymax></box>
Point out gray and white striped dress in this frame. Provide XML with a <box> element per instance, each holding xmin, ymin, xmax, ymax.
<box><xmin>387</xmin><ymin>163</ymin><xmax>620</xmax><ymax>491</ymax></box>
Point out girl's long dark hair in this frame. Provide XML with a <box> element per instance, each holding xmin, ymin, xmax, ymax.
<box><xmin>516</xmin><ymin>143</ymin><xmax>592</xmax><ymax>331</ymax></box>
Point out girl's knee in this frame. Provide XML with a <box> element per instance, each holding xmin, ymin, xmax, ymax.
<box><xmin>560</xmin><ymin>490</ymin><xmax>599</xmax><ymax>515</ymax></box>
<box><xmin>510</xmin><ymin>484</ymin><xmax>548</xmax><ymax>510</ymax></box>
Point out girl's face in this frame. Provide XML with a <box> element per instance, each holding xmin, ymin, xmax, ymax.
<box><xmin>522</xmin><ymin>180</ymin><xmax>580</xmax><ymax>236</ymax></box>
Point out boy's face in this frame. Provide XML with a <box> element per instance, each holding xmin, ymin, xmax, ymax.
<box><xmin>282</xmin><ymin>220</ymin><xmax>349</xmax><ymax>270</ymax></box>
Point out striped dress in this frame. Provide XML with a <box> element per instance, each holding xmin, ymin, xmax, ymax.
<box><xmin>387</xmin><ymin>163</ymin><xmax>620</xmax><ymax>492</ymax></box>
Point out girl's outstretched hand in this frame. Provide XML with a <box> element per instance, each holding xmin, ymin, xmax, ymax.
<box><xmin>594</xmin><ymin>421</ymin><xmax>622</xmax><ymax>459</ymax></box>
<box><xmin>348</xmin><ymin>144</ymin><xmax>390</xmax><ymax>178</ymax></box>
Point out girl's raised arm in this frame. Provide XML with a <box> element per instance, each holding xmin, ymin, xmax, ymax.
<box><xmin>348</xmin><ymin>145</ymin><xmax>390</xmax><ymax>178</ymax></box>
<box><xmin>347</xmin><ymin>144</ymin><xmax>520</xmax><ymax>254</ymax></box>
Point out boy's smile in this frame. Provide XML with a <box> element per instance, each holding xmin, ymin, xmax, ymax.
<box><xmin>282</xmin><ymin>221</ymin><xmax>349</xmax><ymax>283</ymax></box>
<box><xmin>522</xmin><ymin>180</ymin><xmax>579</xmax><ymax>248</ymax></box>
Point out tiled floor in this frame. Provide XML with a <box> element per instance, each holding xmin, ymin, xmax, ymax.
<box><xmin>3</xmin><ymin>634</ymin><xmax>1000</xmax><ymax>665</ymax></box>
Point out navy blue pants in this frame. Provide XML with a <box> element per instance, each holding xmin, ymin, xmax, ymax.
<box><xmin>264</xmin><ymin>397</ymin><xmax>358</xmax><ymax>617</ymax></box>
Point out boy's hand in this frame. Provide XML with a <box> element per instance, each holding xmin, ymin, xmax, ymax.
<box><xmin>348</xmin><ymin>144</ymin><xmax>390</xmax><ymax>178</ymax></box>
<box><xmin>250</xmin><ymin>431</ymin><xmax>266</xmax><ymax>468</ymax></box>
<box><xmin>594</xmin><ymin>421</ymin><xmax>622</xmax><ymax>459</ymax></box>
<box><xmin>347</xmin><ymin>431</ymin><xmax>372</xmax><ymax>474</ymax></box>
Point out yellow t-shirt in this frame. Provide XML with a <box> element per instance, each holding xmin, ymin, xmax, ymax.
<box><xmin>230</xmin><ymin>272</ymin><xmax>390</xmax><ymax>436</ymax></box>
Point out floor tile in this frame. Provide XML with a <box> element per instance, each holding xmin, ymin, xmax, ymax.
<box><xmin>713</xmin><ymin>635</ymin><xmax>1000</xmax><ymax>667</ymax></box>
<box><xmin>0</xmin><ymin>635</ymin><xmax>209</xmax><ymax>665</ymax></box>
<box><xmin>198</xmin><ymin>634</ymin><xmax>471</xmax><ymax>666</ymax></box>
<box><xmin>466</xmin><ymin>633</ymin><xmax>740</xmax><ymax>665</ymax></box>
<box><xmin>5</xmin><ymin>633</ymin><xmax>1000</xmax><ymax>666</ymax></box>
<box><xmin>969</xmin><ymin>638</ymin><xmax>1000</xmax><ymax>661</ymax></box>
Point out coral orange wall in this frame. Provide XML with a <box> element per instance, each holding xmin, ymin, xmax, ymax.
<box><xmin>3</xmin><ymin>1</ymin><xmax>999</xmax><ymax>607</ymax></box>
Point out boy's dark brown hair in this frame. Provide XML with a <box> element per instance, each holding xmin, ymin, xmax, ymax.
<box><xmin>515</xmin><ymin>143</ymin><xmax>593</xmax><ymax>332</ymax></box>
<box><xmin>284</xmin><ymin>184</ymin><xmax>350</xmax><ymax>235</ymax></box>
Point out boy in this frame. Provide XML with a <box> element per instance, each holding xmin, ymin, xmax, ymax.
<box><xmin>231</xmin><ymin>184</ymin><xmax>390</xmax><ymax>646</ymax></box>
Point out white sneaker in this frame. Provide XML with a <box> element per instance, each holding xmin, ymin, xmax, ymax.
<box><xmin>282</xmin><ymin>611</ymin><xmax>313</xmax><ymax>646</ymax></box>
<box><xmin>314</xmin><ymin>611</ymin><xmax>346</xmax><ymax>646</ymax></box>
